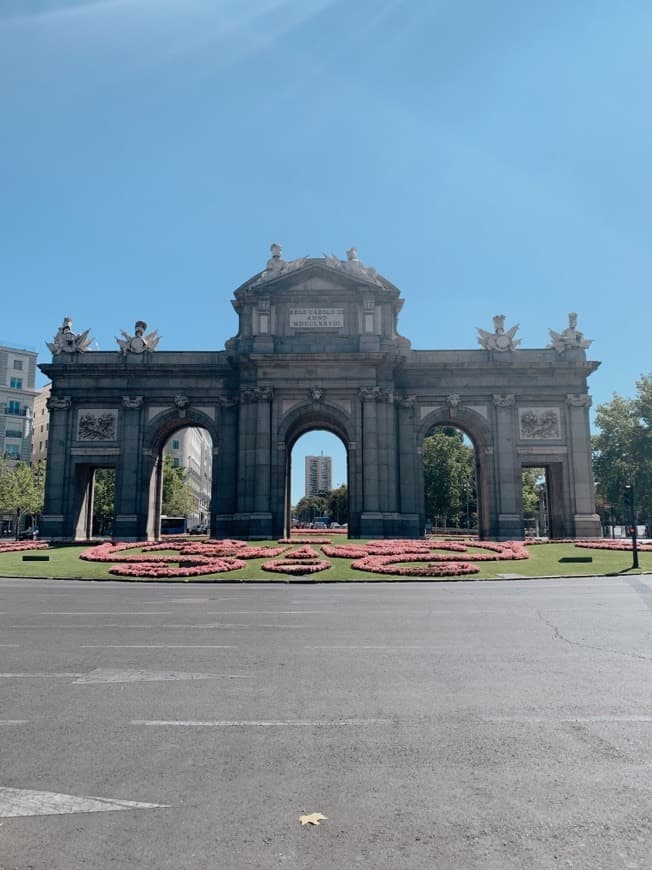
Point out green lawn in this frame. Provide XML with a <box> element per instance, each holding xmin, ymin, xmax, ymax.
<box><xmin>0</xmin><ymin>539</ymin><xmax>650</xmax><ymax>582</ymax></box>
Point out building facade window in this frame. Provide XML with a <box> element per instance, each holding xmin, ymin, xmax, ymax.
<box><xmin>13</xmin><ymin>360</ymin><xmax>23</xmax><ymax>370</ymax></box>
<box><xmin>172</xmin><ymin>439</ymin><xmax>180</xmax><ymax>450</ymax></box>
<box><xmin>7</xmin><ymin>400</ymin><xmax>21</xmax><ymax>415</ymax></box>
<box><xmin>4</xmin><ymin>444</ymin><xmax>20</xmax><ymax>458</ymax></box>
<box><xmin>10</xmin><ymin>377</ymin><xmax>23</xmax><ymax>389</ymax></box>
<box><xmin>5</xmin><ymin>429</ymin><xmax>23</xmax><ymax>439</ymax></box>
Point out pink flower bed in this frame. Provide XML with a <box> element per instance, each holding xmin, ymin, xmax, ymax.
<box><xmin>575</xmin><ymin>539</ymin><xmax>652</xmax><ymax>552</ymax></box>
<box><xmin>330</xmin><ymin>539</ymin><xmax>529</xmax><ymax>577</ymax></box>
<box><xmin>78</xmin><ymin>537</ymin><xmax>530</xmax><ymax>580</ymax></box>
<box><xmin>109</xmin><ymin>557</ymin><xmax>246</xmax><ymax>578</ymax></box>
<box><xmin>0</xmin><ymin>541</ymin><xmax>49</xmax><ymax>553</ymax></box>
<box><xmin>262</xmin><ymin>546</ymin><xmax>331</xmax><ymax>576</ymax></box>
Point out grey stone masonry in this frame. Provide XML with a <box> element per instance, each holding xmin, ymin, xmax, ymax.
<box><xmin>40</xmin><ymin>251</ymin><xmax>601</xmax><ymax>541</ymax></box>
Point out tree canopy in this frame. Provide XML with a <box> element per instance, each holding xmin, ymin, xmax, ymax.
<box><xmin>161</xmin><ymin>456</ymin><xmax>196</xmax><ymax>517</ymax></box>
<box><xmin>0</xmin><ymin>460</ymin><xmax>45</xmax><ymax>535</ymax></box>
<box><xmin>593</xmin><ymin>374</ymin><xmax>652</xmax><ymax>522</ymax></box>
<box><xmin>423</xmin><ymin>428</ymin><xmax>476</xmax><ymax>528</ymax></box>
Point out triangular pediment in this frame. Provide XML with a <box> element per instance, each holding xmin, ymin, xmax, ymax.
<box><xmin>234</xmin><ymin>257</ymin><xmax>399</xmax><ymax>298</ymax></box>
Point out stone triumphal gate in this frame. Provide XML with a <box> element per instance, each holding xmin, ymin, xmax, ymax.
<box><xmin>40</xmin><ymin>247</ymin><xmax>601</xmax><ymax>542</ymax></box>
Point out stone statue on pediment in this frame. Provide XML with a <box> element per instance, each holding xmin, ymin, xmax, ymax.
<box><xmin>116</xmin><ymin>321</ymin><xmax>160</xmax><ymax>356</ymax></box>
<box><xmin>254</xmin><ymin>243</ymin><xmax>309</xmax><ymax>284</ymax></box>
<box><xmin>548</xmin><ymin>313</ymin><xmax>592</xmax><ymax>354</ymax></box>
<box><xmin>323</xmin><ymin>247</ymin><xmax>382</xmax><ymax>285</ymax></box>
<box><xmin>47</xmin><ymin>316</ymin><xmax>93</xmax><ymax>355</ymax></box>
<box><xmin>477</xmin><ymin>315</ymin><xmax>521</xmax><ymax>352</ymax></box>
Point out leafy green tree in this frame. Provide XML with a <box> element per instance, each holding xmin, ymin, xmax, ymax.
<box><xmin>327</xmin><ymin>484</ymin><xmax>348</xmax><ymax>524</ymax></box>
<box><xmin>93</xmin><ymin>468</ymin><xmax>115</xmax><ymax>535</ymax></box>
<box><xmin>295</xmin><ymin>493</ymin><xmax>329</xmax><ymax>524</ymax></box>
<box><xmin>161</xmin><ymin>456</ymin><xmax>195</xmax><ymax>517</ymax></box>
<box><xmin>593</xmin><ymin>374</ymin><xmax>652</xmax><ymax>522</ymax></box>
<box><xmin>0</xmin><ymin>460</ymin><xmax>45</xmax><ymax>537</ymax></box>
<box><xmin>423</xmin><ymin>428</ymin><xmax>476</xmax><ymax>528</ymax></box>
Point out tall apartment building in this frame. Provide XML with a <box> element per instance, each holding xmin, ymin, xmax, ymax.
<box><xmin>304</xmin><ymin>454</ymin><xmax>332</xmax><ymax>497</ymax></box>
<box><xmin>1</xmin><ymin>344</ymin><xmax>38</xmax><ymax>464</ymax></box>
<box><xmin>163</xmin><ymin>427</ymin><xmax>213</xmax><ymax>528</ymax></box>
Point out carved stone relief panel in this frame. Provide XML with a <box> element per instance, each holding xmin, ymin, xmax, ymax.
<box><xmin>519</xmin><ymin>408</ymin><xmax>561</xmax><ymax>440</ymax></box>
<box><xmin>77</xmin><ymin>409</ymin><xmax>118</xmax><ymax>442</ymax></box>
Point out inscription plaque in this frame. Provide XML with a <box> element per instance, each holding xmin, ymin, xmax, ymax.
<box><xmin>289</xmin><ymin>307</ymin><xmax>344</xmax><ymax>329</ymax></box>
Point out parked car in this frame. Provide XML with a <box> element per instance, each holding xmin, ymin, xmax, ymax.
<box><xmin>18</xmin><ymin>526</ymin><xmax>39</xmax><ymax>540</ymax></box>
<box><xmin>189</xmin><ymin>523</ymin><xmax>209</xmax><ymax>535</ymax></box>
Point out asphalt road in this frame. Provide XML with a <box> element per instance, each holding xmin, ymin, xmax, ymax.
<box><xmin>0</xmin><ymin>576</ymin><xmax>650</xmax><ymax>869</ymax></box>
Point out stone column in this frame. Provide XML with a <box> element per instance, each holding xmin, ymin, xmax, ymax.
<box><xmin>113</xmin><ymin>397</ymin><xmax>145</xmax><ymax>541</ymax></box>
<box><xmin>566</xmin><ymin>394</ymin><xmax>601</xmax><ymax>537</ymax></box>
<box><xmin>40</xmin><ymin>396</ymin><xmax>73</xmax><ymax>540</ymax></box>
<box><xmin>396</xmin><ymin>395</ymin><xmax>420</xmax><ymax>537</ymax></box>
<box><xmin>492</xmin><ymin>394</ymin><xmax>522</xmax><ymax>540</ymax></box>
<box><xmin>237</xmin><ymin>391</ymin><xmax>256</xmax><ymax>517</ymax></box>
<box><xmin>254</xmin><ymin>387</ymin><xmax>272</xmax><ymax>514</ymax></box>
<box><xmin>360</xmin><ymin>387</ymin><xmax>382</xmax><ymax>536</ymax></box>
<box><xmin>213</xmin><ymin>396</ymin><xmax>238</xmax><ymax>538</ymax></box>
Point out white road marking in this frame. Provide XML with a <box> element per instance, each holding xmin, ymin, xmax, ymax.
<box><xmin>210</xmin><ymin>610</ymin><xmax>328</xmax><ymax>615</ymax></box>
<box><xmin>160</xmin><ymin>623</ymin><xmax>315</xmax><ymax>629</ymax></box>
<box><xmin>0</xmin><ymin>720</ymin><xmax>28</xmax><ymax>725</ymax></box>
<box><xmin>304</xmin><ymin>645</ymin><xmax>430</xmax><ymax>650</ymax></box>
<box><xmin>9</xmin><ymin>624</ymin><xmax>155</xmax><ymax>629</ymax></box>
<box><xmin>0</xmin><ymin>673</ymin><xmax>84</xmax><ymax>678</ymax></box>
<box><xmin>0</xmin><ymin>787</ymin><xmax>168</xmax><ymax>818</ymax></box>
<box><xmin>40</xmin><ymin>611</ymin><xmax>172</xmax><ymax>616</ymax></box>
<box><xmin>132</xmin><ymin>718</ymin><xmax>391</xmax><ymax>727</ymax></box>
<box><xmin>483</xmin><ymin>715</ymin><xmax>652</xmax><ymax>723</ymax></box>
<box><xmin>80</xmin><ymin>644</ymin><xmax>237</xmax><ymax>649</ymax></box>
<box><xmin>0</xmin><ymin>644</ymin><xmax>20</xmax><ymax>647</ymax></box>
<box><xmin>73</xmin><ymin>668</ymin><xmax>249</xmax><ymax>684</ymax></box>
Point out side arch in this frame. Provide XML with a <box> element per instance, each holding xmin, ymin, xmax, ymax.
<box><xmin>141</xmin><ymin>408</ymin><xmax>221</xmax><ymax>540</ymax></box>
<box><xmin>417</xmin><ymin>406</ymin><xmax>496</xmax><ymax>540</ymax></box>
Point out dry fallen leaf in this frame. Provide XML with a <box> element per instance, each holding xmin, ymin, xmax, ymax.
<box><xmin>299</xmin><ymin>812</ymin><xmax>328</xmax><ymax>826</ymax></box>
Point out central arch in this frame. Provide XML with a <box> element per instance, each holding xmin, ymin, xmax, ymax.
<box><xmin>276</xmin><ymin>401</ymin><xmax>355</xmax><ymax>538</ymax></box>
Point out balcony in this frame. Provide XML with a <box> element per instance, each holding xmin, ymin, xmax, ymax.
<box><xmin>3</xmin><ymin>408</ymin><xmax>27</xmax><ymax>416</ymax></box>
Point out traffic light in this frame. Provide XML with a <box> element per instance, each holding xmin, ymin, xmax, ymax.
<box><xmin>623</xmin><ymin>484</ymin><xmax>634</xmax><ymax>509</ymax></box>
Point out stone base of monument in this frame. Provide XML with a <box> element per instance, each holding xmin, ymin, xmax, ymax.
<box><xmin>360</xmin><ymin>512</ymin><xmax>420</xmax><ymax>539</ymax></box>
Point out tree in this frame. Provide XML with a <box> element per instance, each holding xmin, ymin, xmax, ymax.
<box><xmin>93</xmin><ymin>468</ymin><xmax>115</xmax><ymax>535</ymax></box>
<box><xmin>593</xmin><ymin>374</ymin><xmax>652</xmax><ymax>523</ymax></box>
<box><xmin>161</xmin><ymin>456</ymin><xmax>195</xmax><ymax>517</ymax></box>
<box><xmin>0</xmin><ymin>460</ymin><xmax>45</xmax><ymax>537</ymax></box>
<box><xmin>423</xmin><ymin>428</ymin><xmax>476</xmax><ymax>528</ymax></box>
<box><xmin>327</xmin><ymin>484</ymin><xmax>348</xmax><ymax>524</ymax></box>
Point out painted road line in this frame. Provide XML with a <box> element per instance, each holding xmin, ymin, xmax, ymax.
<box><xmin>0</xmin><ymin>720</ymin><xmax>28</xmax><ymax>725</ymax></box>
<box><xmin>304</xmin><ymin>645</ymin><xmax>432</xmax><ymax>650</ymax></box>
<box><xmin>0</xmin><ymin>787</ymin><xmax>169</xmax><ymax>818</ymax></box>
<box><xmin>79</xmin><ymin>644</ymin><xmax>237</xmax><ymax>649</ymax></box>
<box><xmin>0</xmin><ymin>644</ymin><xmax>20</xmax><ymax>647</ymax></box>
<box><xmin>132</xmin><ymin>718</ymin><xmax>392</xmax><ymax>727</ymax></box>
<box><xmin>7</xmin><ymin>624</ymin><xmax>155</xmax><ymax>629</ymax></box>
<box><xmin>483</xmin><ymin>715</ymin><xmax>652</xmax><ymax>723</ymax></box>
<box><xmin>0</xmin><ymin>673</ymin><xmax>84</xmax><ymax>678</ymax></box>
<box><xmin>73</xmin><ymin>668</ymin><xmax>250</xmax><ymax>684</ymax></box>
<box><xmin>40</xmin><ymin>611</ymin><xmax>172</xmax><ymax>615</ymax></box>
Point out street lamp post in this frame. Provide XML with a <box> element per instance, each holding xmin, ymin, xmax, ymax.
<box><xmin>623</xmin><ymin>483</ymin><xmax>639</xmax><ymax>570</ymax></box>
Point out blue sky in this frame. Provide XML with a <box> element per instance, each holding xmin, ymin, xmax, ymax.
<box><xmin>3</xmin><ymin>1</ymin><xmax>651</xmax><ymax>503</ymax></box>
